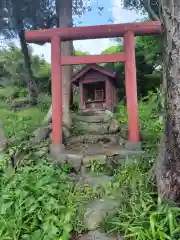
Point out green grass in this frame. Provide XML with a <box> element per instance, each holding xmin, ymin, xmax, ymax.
<box><xmin>116</xmin><ymin>91</ymin><xmax>163</xmax><ymax>150</ymax></box>
<box><xmin>104</xmin><ymin>160</ymin><xmax>180</xmax><ymax>240</ymax></box>
<box><xmin>0</xmin><ymin>163</ymin><xmax>82</xmax><ymax>240</ymax></box>
<box><xmin>2</xmin><ymin>88</ymin><xmax>177</xmax><ymax>240</ymax></box>
<box><xmin>0</xmin><ymin>103</ymin><xmax>46</xmax><ymax>140</ymax></box>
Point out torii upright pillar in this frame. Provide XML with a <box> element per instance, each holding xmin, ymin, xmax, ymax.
<box><xmin>124</xmin><ymin>31</ymin><xmax>140</xmax><ymax>149</ymax></box>
<box><xmin>51</xmin><ymin>36</ymin><xmax>63</xmax><ymax>151</ymax></box>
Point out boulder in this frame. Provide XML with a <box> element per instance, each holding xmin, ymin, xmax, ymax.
<box><xmin>108</xmin><ymin>119</ymin><xmax>120</xmax><ymax>134</ymax></box>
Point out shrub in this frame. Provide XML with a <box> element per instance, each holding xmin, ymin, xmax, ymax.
<box><xmin>37</xmin><ymin>94</ymin><xmax>51</xmax><ymax>111</ymax></box>
<box><xmin>105</xmin><ymin>160</ymin><xmax>180</xmax><ymax>240</ymax></box>
<box><xmin>0</xmin><ymin>162</ymin><xmax>79</xmax><ymax>239</ymax></box>
<box><xmin>18</xmin><ymin>88</ymin><xmax>29</xmax><ymax>97</ymax></box>
<box><xmin>0</xmin><ymin>107</ymin><xmax>46</xmax><ymax>140</ymax></box>
<box><xmin>0</xmin><ymin>86</ymin><xmax>20</xmax><ymax>100</ymax></box>
<box><xmin>115</xmin><ymin>90</ymin><xmax>163</xmax><ymax>149</ymax></box>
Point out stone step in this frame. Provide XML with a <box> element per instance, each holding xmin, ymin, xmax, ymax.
<box><xmin>67</xmin><ymin>134</ymin><xmax>124</xmax><ymax>146</ymax></box>
<box><xmin>76</xmin><ymin>122</ymin><xmax>110</xmax><ymax>135</ymax></box>
<box><xmin>82</xmin><ymin>198</ymin><xmax>119</xmax><ymax>231</ymax></box>
<box><xmin>72</xmin><ymin>112</ymin><xmax>111</xmax><ymax>123</ymax></box>
<box><xmin>72</xmin><ymin>119</ymin><xmax>121</xmax><ymax>135</ymax></box>
<box><xmin>51</xmin><ymin>149</ymin><xmax>145</xmax><ymax>173</ymax></box>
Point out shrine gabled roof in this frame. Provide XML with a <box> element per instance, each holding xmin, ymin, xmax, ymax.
<box><xmin>71</xmin><ymin>64</ymin><xmax>120</xmax><ymax>87</ymax></box>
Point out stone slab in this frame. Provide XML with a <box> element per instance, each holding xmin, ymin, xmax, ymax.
<box><xmin>84</xmin><ymin>198</ymin><xmax>119</xmax><ymax>230</ymax></box>
<box><xmin>67</xmin><ymin>134</ymin><xmax>121</xmax><ymax>145</ymax></box>
<box><xmin>125</xmin><ymin>141</ymin><xmax>142</xmax><ymax>151</ymax></box>
<box><xmin>118</xmin><ymin>149</ymin><xmax>144</xmax><ymax>158</ymax></box>
<box><xmin>72</xmin><ymin>113</ymin><xmax>110</xmax><ymax>123</ymax></box>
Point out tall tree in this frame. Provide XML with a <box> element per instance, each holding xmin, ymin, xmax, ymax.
<box><xmin>123</xmin><ymin>0</ymin><xmax>180</xmax><ymax>201</ymax></box>
<box><xmin>0</xmin><ymin>0</ymin><xmax>56</xmax><ymax>104</ymax></box>
<box><xmin>157</xmin><ymin>0</ymin><xmax>180</xmax><ymax>202</ymax></box>
<box><xmin>55</xmin><ymin>0</ymin><xmax>91</xmax><ymax>126</ymax></box>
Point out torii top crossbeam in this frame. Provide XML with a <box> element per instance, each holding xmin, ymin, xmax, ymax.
<box><xmin>25</xmin><ymin>21</ymin><xmax>161</xmax><ymax>42</ymax></box>
<box><xmin>25</xmin><ymin>21</ymin><xmax>161</xmax><ymax>151</ymax></box>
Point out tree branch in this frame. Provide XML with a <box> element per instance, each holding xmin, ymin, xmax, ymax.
<box><xmin>140</xmin><ymin>0</ymin><xmax>160</xmax><ymax>21</ymax></box>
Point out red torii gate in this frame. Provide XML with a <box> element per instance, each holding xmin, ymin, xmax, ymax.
<box><xmin>25</xmin><ymin>21</ymin><xmax>161</xmax><ymax>150</ymax></box>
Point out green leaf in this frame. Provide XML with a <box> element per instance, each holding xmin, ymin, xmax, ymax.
<box><xmin>0</xmin><ymin>201</ymin><xmax>13</xmax><ymax>214</ymax></box>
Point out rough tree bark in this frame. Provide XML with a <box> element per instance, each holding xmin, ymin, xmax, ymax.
<box><xmin>18</xmin><ymin>29</ymin><xmax>39</xmax><ymax>105</ymax></box>
<box><xmin>56</xmin><ymin>0</ymin><xmax>73</xmax><ymax>127</ymax></box>
<box><xmin>155</xmin><ymin>0</ymin><xmax>180</xmax><ymax>201</ymax></box>
<box><xmin>42</xmin><ymin>0</ymin><xmax>73</xmax><ymax>127</ymax></box>
<box><xmin>12</xmin><ymin>1</ymin><xmax>39</xmax><ymax>105</ymax></box>
<box><xmin>33</xmin><ymin>0</ymin><xmax>73</xmax><ymax>142</ymax></box>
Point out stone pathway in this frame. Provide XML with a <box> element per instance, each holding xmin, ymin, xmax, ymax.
<box><xmin>74</xmin><ymin>173</ymin><xmax>123</xmax><ymax>240</ymax></box>
<box><xmin>49</xmin><ymin>110</ymin><xmax>144</xmax><ymax>239</ymax></box>
<box><xmin>84</xmin><ymin>198</ymin><xmax>119</xmax><ymax>230</ymax></box>
<box><xmin>67</xmin><ymin>162</ymin><xmax>125</xmax><ymax>240</ymax></box>
<box><xmin>50</xmin><ymin>146</ymin><xmax>144</xmax><ymax>239</ymax></box>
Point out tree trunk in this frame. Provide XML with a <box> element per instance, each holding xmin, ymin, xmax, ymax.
<box><xmin>18</xmin><ymin>29</ymin><xmax>39</xmax><ymax>105</ymax></box>
<box><xmin>56</xmin><ymin>0</ymin><xmax>73</xmax><ymax>127</ymax></box>
<box><xmin>33</xmin><ymin>0</ymin><xmax>73</xmax><ymax>141</ymax></box>
<box><xmin>11</xmin><ymin>0</ymin><xmax>38</xmax><ymax>105</ymax></box>
<box><xmin>156</xmin><ymin>0</ymin><xmax>180</xmax><ymax>201</ymax></box>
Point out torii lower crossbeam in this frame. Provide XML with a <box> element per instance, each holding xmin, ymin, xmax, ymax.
<box><xmin>25</xmin><ymin>21</ymin><xmax>161</xmax><ymax>150</ymax></box>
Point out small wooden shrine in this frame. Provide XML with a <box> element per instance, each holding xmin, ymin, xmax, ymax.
<box><xmin>71</xmin><ymin>64</ymin><xmax>120</xmax><ymax>112</ymax></box>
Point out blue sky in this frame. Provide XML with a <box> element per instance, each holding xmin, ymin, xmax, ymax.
<box><xmin>31</xmin><ymin>0</ymin><xmax>144</xmax><ymax>62</ymax></box>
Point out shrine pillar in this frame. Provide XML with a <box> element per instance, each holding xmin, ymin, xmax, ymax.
<box><xmin>124</xmin><ymin>31</ymin><xmax>140</xmax><ymax>148</ymax></box>
<box><xmin>51</xmin><ymin>36</ymin><xmax>63</xmax><ymax>147</ymax></box>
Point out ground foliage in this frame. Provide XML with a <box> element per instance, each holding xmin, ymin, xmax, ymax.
<box><xmin>1</xmin><ymin>89</ymin><xmax>178</xmax><ymax>240</ymax></box>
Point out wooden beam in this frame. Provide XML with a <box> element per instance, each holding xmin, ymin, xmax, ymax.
<box><xmin>51</xmin><ymin>36</ymin><xmax>63</xmax><ymax>145</ymax></box>
<box><xmin>61</xmin><ymin>53</ymin><xmax>125</xmax><ymax>65</ymax></box>
<box><xmin>124</xmin><ymin>31</ymin><xmax>140</xmax><ymax>142</ymax></box>
<box><xmin>25</xmin><ymin>21</ymin><xmax>161</xmax><ymax>43</ymax></box>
